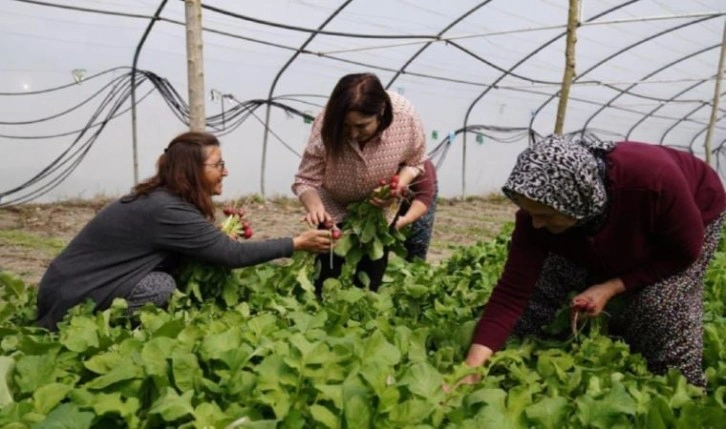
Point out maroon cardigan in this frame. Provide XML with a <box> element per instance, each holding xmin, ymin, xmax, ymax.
<box><xmin>473</xmin><ymin>142</ymin><xmax>726</xmax><ymax>351</ymax></box>
<box><xmin>409</xmin><ymin>159</ymin><xmax>437</xmax><ymax>208</ymax></box>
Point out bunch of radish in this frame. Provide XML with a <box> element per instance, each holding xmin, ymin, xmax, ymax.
<box><xmin>221</xmin><ymin>205</ymin><xmax>253</xmax><ymax>239</ymax></box>
<box><xmin>373</xmin><ymin>174</ymin><xmax>408</xmax><ymax>199</ymax></box>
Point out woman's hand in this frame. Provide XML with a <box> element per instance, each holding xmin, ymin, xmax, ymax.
<box><xmin>395</xmin><ymin>200</ymin><xmax>428</xmax><ymax>230</ymax></box>
<box><xmin>370</xmin><ymin>194</ymin><xmax>395</xmax><ymax>208</ymax></box>
<box><xmin>371</xmin><ymin>170</ymin><xmax>412</xmax><ymax>207</ymax></box>
<box><xmin>304</xmin><ymin>210</ymin><xmax>333</xmax><ymax>228</ymax></box>
<box><xmin>572</xmin><ymin>278</ymin><xmax>625</xmax><ymax>316</ymax></box>
<box><xmin>394</xmin><ymin>215</ymin><xmax>411</xmax><ymax>230</ymax></box>
<box><xmin>292</xmin><ymin>230</ymin><xmax>336</xmax><ymax>253</ymax></box>
<box><xmin>443</xmin><ymin>344</ymin><xmax>493</xmax><ymax>392</ymax></box>
<box><xmin>299</xmin><ymin>190</ymin><xmax>333</xmax><ymax>228</ymax></box>
<box><xmin>394</xmin><ymin>166</ymin><xmax>418</xmax><ymax>194</ymax></box>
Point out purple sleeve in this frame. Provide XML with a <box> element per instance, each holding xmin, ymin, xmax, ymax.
<box><xmin>409</xmin><ymin>159</ymin><xmax>436</xmax><ymax>208</ymax></box>
<box><xmin>472</xmin><ymin>210</ymin><xmax>548</xmax><ymax>351</ymax></box>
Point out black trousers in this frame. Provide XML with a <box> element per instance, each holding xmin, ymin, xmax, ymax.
<box><xmin>314</xmin><ymin>248</ymin><xmax>389</xmax><ymax>295</ymax></box>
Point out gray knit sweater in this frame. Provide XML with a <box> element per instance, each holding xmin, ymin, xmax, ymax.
<box><xmin>37</xmin><ymin>189</ymin><xmax>294</xmax><ymax>329</ymax></box>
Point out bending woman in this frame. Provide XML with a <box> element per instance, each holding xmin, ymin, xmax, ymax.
<box><xmin>292</xmin><ymin>73</ymin><xmax>427</xmax><ymax>292</ymax></box>
<box><xmin>37</xmin><ymin>132</ymin><xmax>332</xmax><ymax>330</ymax></box>
<box><xmin>464</xmin><ymin>135</ymin><xmax>725</xmax><ymax>387</ymax></box>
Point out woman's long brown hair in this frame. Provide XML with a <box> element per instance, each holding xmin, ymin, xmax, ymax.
<box><xmin>321</xmin><ymin>73</ymin><xmax>392</xmax><ymax>163</ymax></box>
<box><xmin>128</xmin><ymin>132</ymin><xmax>219</xmax><ymax>220</ymax></box>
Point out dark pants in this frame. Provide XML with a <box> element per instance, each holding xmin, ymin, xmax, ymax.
<box><xmin>399</xmin><ymin>187</ymin><xmax>438</xmax><ymax>261</ymax></box>
<box><xmin>123</xmin><ymin>271</ymin><xmax>176</xmax><ymax>313</ymax></box>
<box><xmin>314</xmin><ymin>250</ymin><xmax>389</xmax><ymax>295</ymax></box>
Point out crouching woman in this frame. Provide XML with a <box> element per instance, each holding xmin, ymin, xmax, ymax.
<box><xmin>37</xmin><ymin>131</ymin><xmax>332</xmax><ymax>330</ymax></box>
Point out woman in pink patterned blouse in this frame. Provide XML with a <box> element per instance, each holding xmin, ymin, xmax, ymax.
<box><xmin>292</xmin><ymin>73</ymin><xmax>427</xmax><ymax>293</ymax></box>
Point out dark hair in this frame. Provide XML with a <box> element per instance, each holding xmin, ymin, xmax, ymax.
<box><xmin>129</xmin><ymin>132</ymin><xmax>219</xmax><ymax>220</ymax></box>
<box><xmin>321</xmin><ymin>73</ymin><xmax>393</xmax><ymax>162</ymax></box>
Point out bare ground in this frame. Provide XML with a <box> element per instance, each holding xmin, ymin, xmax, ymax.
<box><xmin>0</xmin><ymin>195</ymin><xmax>517</xmax><ymax>286</ymax></box>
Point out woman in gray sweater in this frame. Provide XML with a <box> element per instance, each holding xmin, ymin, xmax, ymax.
<box><xmin>37</xmin><ymin>132</ymin><xmax>333</xmax><ymax>330</ymax></box>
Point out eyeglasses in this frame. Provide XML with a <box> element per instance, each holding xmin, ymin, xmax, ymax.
<box><xmin>205</xmin><ymin>160</ymin><xmax>226</xmax><ymax>171</ymax></box>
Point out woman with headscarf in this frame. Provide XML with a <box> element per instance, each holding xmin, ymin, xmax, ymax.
<box><xmin>462</xmin><ymin>134</ymin><xmax>725</xmax><ymax>387</ymax></box>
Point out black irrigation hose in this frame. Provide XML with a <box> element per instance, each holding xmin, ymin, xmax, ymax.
<box><xmin>426</xmin><ymin>125</ymin><xmax>540</xmax><ymax>169</ymax></box>
<box><xmin>248</xmin><ymin>110</ymin><xmax>302</xmax><ymax>158</ymax></box>
<box><xmin>5</xmin><ymin>0</ymin><xmax>726</xmax><ymax>200</ymax></box>
<box><xmin>0</xmin><ymin>73</ymin><xmax>130</xmax><ymax>125</ymax></box>
<box><xmin>0</xmin><ymin>87</ymin><xmax>155</xmax><ymax>140</ymax></box>
<box><xmin>0</xmin><ymin>66</ymin><xmax>129</xmax><ymax>96</ymax></box>
<box><xmin>0</xmin><ymin>73</ymin><xmax>143</xmax><ymax>205</ymax></box>
<box><xmin>3</xmin><ymin>67</ymin><xmax>719</xmax><ymax>204</ymax></box>
<box><xmin>0</xmin><ymin>68</ymin><xmax>333</xmax><ymax>205</ymax></box>
<box><xmin>0</xmin><ymin>66</ymin><xmax>549</xmax><ymax>204</ymax></box>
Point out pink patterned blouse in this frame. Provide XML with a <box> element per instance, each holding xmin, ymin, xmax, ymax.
<box><xmin>292</xmin><ymin>91</ymin><xmax>427</xmax><ymax>222</ymax></box>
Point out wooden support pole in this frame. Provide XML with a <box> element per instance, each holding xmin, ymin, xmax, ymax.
<box><xmin>554</xmin><ymin>0</ymin><xmax>580</xmax><ymax>135</ymax></box>
<box><xmin>704</xmin><ymin>19</ymin><xmax>726</xmax><ymax>166</ymax></box>
<box><xmin>185</xmin><ymin>0</ymin><xmax>205</xmax><ymax>131</ymax></box>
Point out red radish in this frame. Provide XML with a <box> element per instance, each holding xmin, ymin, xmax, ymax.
<box><xmin>222</xmin><ymin>207</ymin><xmax>234</xmax><ymax>216</ymax></box>
<box><xmin>235</xmin><ymin>208</ymin><xmax>246</xmax><ymax>217</ymax></box>
<box><xmin>331</xmin><ymin>228</ymin><xmax>342</xmax><ymax>239</ymax></box>
<box><xmin>242</xmin><ymin>221</ymin><xmax>251</xmax><ymax>229</ymax></box>
<box><xmin>390</xmin><ymin>174</ymin><xmax>399</xmax><ymax>183</ymax></box>
<box><xmin>379</xmin><ymin>178</ymin><xmax>387</xmax><ymax>186</ymax></box>
<box><xmin>243</xmin><ymin>228</ymin><xmax>253</xmax><ymax>239</ymax></box>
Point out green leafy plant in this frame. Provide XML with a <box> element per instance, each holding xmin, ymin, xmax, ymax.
<box><xmin>1</xmin><ymin>227</ymin><xmax>726</xmax><ymax>428</ymax></box>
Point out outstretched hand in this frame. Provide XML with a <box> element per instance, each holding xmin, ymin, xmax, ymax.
<box><xmin>442</xmin><ymin>344</ymin><xmax>492</xmax><ymax>393</ymax></box>
<box><xmin>293</xmin><ymin>229</ymin><xmax>337</xmax><ymax>253</ymax></box>
<box><xmin>442</xmin><ymin>373</ymin><xmax>482</xmax><ymax>394</ymax></box>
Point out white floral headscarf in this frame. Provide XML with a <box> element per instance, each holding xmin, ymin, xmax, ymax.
<box><xmin>503</xmin><ymin>134</ymin><xmax>616</xmax><ymax>220</ymax></box>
